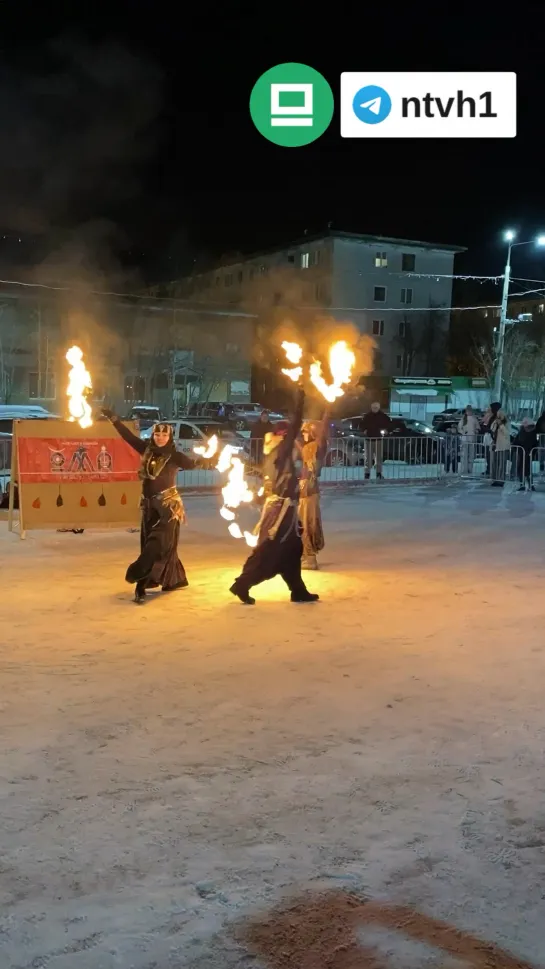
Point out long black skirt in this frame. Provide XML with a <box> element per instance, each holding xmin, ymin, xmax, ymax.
<box><xmin>125</xmin><ymin>500</ymin><xmax>187</xmax><ymax>591</ymax></box>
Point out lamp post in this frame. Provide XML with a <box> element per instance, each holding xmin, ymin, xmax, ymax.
<box><xmin>493</xmin><ymin>230</ymin><xmax>545</xmax><ymax>401</ymax></box>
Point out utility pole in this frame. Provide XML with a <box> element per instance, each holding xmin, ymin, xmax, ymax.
<box><xmin>493</xmin><ymin>243</ymin><xmax>511</xmax><ymax>402</ymax></box>
<box><xmin>493</xmin><ymin>230</ymin><xmax>545</xmax><ymax>402</ymax></box>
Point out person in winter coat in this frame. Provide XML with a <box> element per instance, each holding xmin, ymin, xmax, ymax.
<box><xmin>443</xmin><ymin>426</ymin><xmax>460</xmax><ymax>474</ymax></box>
<box><xmin>360</xmin><ymin>402</ymin><xmax>391</xmax><ymax>480</ymax></box>
<box><xmin>490</xmin><ymin>409</ymin><xmax>511</xmax><ymax>486</ymax></box>
<box><xmin>250</xmin><ymin>410</ymin><xmax>275</xmax><ymax>467</ymax></box>
<box><xmin>458</xmin><ymin>406</ymin><xmax>480</xmax><ymax>474</ymax></box>
<box><xmin>482</xmin><ymin>402</ymin><xmax>501</xmax><ymax>478</ymax></box>
<box><xmin>514</xmin><ymin>418</ymin><xmax>538</xmax><ymax>491</ymax></box>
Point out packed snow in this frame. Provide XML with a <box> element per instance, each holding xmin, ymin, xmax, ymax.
<box><xmin>1</xmin><ymin>480</ymin><xmax>545</xmax><ymax>968</ymax></box>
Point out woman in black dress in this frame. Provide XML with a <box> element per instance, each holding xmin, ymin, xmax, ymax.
<box><xmin>102</xmin><ymin>411</ymin><xmax>195</xmax><ymax>602</ymax></box>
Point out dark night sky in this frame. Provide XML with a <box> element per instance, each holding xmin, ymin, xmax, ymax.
<box><xmin>1</xmin><ymin>2</ymin><xmax>544</xmax><ymax>290</ymax></box>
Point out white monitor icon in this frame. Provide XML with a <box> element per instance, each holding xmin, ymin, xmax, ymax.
<box><xmin>270</xmin><ymin>83</ymin><xmax>313</xmax><ymax>127</ymax></box>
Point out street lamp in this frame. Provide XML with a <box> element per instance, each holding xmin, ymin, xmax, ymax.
<box><xmin>493</xmin><ymin>230</ymin><xmax>545</xmax><ymax>401</ymax></box>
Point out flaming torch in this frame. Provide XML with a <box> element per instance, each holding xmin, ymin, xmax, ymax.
<box><xmin>193</xmin><ymin>434</ymin><xmax>218</xmax><ymax>459</ymax></box>
<box><xmin>66</xmin><ymin>346</ymin><xmax>93</xmax><ymax>428</ymax></box>
<box><xmin>281</xmin><ymin>340</ymin><xmax>303</xmax><ymax>383</ymax></box>
<box><xmin>215</xmin><ymin>444</ymin><xmax>258</xmax><ymax>547</ymax></box>
<box><xmin>310</xmin><ymin>340</ymin><xmax>355</xmax><ymax>403</ymax></box>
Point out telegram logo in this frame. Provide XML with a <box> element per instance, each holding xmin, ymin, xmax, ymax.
<box><xmin>352</xmin><ymin>85</ymin><xmax>392</xmax><ymax>124</ymax></box>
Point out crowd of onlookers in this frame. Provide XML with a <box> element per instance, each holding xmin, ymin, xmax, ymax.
<box><xmin>447</xmin><ymin>403</ymin><xmax>545</xmax><ymax>489</ymax></box>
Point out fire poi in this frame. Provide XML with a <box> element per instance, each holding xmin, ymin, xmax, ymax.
<box><xmin>66</xmin><ymin>345</ymin><xmax>93</xmax><ymax>428</ymax></box>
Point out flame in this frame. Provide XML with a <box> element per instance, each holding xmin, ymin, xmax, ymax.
<box><xmin>281</xmin><ymin>340</ymin><xmax>304</xmax><ymax>383</ymax></box>
<box><xmin>310</xmin><ymin>340</ymin><xmax>355</xmax><ymax>403</ymax></box>
<box><xmin>215</xmin><ymin>444</ymin><xmax>256</xmax><ymax>546</ymax></box>
<box><xmin>66</xmin><ymin>345</ymin><xmax>93</xmax><ymax>428</ymax></box>
<box><xmin>193</xmin><ymin>434</ymin><xmax>218</xmax><ymax>458</ymax></box>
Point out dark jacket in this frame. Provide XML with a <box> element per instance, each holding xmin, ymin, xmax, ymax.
<box><xmin>535</xmin><ymin>412</ymin><xmax>545</xmax><ymax>436</ymax></box>
<box><xmin>360</xmin><ymin>409</ymin><xmax>391</xmax><ymax>437</ymax></box>
<box><xmin>251</xmin><ymin>419</ymin><xmax>275</xmax><ymax>440</ymax></box>
<box><xmin>514</xmin><ymin>425</ymin><xmax>538</xmax><ymax>453</ymax></box>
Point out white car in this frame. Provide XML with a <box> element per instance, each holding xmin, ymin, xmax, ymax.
<box><xmin>140</xmin><ymin>419</ymin><xmax>248</xmax><ymax>460</ymax></box>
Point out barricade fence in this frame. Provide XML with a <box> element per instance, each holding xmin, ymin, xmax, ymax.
<box><xmin>174</xmin><ymin>435</ymin><xmax>545</xmax><ymax>492</ymax></box>
<box><xmin>2</xmin><ymin>435</ymin><xmax>545</xmax><ymax>505</ymax></box>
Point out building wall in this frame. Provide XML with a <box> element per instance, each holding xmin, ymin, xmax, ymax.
<box><xmin>0</xmin><ymin>293</ymin><xmax>254</xmax><ymax>417</ymax></box>
<box><xmin>330</xmin><ymin>238</ymin><xmax>455</xmax><ymax>375</ymax></box>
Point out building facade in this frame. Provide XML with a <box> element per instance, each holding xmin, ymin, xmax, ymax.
<box><xmin>167</xmin><ymin>230</ymin><xmax>465</xmax><ymax>379</ymax></box>
<box><xmin>0</xmin><ymin>286</ymin><xmax>255</xmax><ymax>416</ymax></box>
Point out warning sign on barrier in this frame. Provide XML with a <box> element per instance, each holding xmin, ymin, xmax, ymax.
<box><xmin>9</xmin><ymin>420</ymin><xmax>142</xmax><ymax>538</ymax></box>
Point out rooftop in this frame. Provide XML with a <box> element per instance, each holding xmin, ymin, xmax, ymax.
<box><xmin>189</xmin><ymin>229</ymin><xmax>466</xmax><ymax>275</ymax></box>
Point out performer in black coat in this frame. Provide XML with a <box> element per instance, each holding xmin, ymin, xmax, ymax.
<box><xmin>102</xmin><ymin>410</ymin><xmax>195</xmax><ymax>602</ymax></box>
<box><xmin>230</xmin><ymin>388</ymin><xmax>319</xmax><ymax>605</ymax></box>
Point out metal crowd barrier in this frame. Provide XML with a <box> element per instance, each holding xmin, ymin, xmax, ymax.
<box><xmin>172</xmin><ymin>433</ymin><xmax>545</xmax><ymax>494</ymax></box>
<box><xmin>175</xmin><ymin>434</ymin><xmax>448</xmax><ymax>491</ymax></box>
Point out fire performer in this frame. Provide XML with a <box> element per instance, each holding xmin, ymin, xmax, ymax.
<box><xmin>102</xmin><ymin>409</ymin><xmax>195</xmax><ymax>603</ymax></box>
<box><xmin>298</xmin><ymin>416</ymin><xmax>328</xmax><ymax>570</ymax></box>
<box><xmin>229</xmin><ymin>387</ymin><xmax>319</xmax><ymax>605</ymax></box>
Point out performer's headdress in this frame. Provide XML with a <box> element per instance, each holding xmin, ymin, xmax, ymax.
<box><xmin>263</xmin><ymin>421</ymin><xmax>290</xmax><ymax>455</ymax></box>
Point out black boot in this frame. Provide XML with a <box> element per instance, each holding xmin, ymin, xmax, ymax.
<box><xmin>230</xmin><ymin>582</ymin><xmax>255</xmax><ymax>605</ymax></box>
<box><xmin>291</xmin><ymin>590</ymin><xmax>320</xmax><ymax>603</ymax></box>
<box><xmin>134</xmin><ymin>581</ymin><xmax>147</xmax><ymax>604</ymax></box>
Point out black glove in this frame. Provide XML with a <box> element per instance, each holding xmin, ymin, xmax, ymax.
<box><xmin>101</xmin><ymin>407</ymin><xmax>117</xmax><ymax>422</ymax></box>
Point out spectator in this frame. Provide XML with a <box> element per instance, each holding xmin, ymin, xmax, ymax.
<box><xmin>482</xmin><ymin>402</ymin><xmax>501</xmax><ymax>477</ymax></box>
<box><xmin>250</xmin><ymin>410</ymin><xmax>275</xmax><ymax>466</ymax></box>
<box><xmin>490</xmin><ymin>409</ymin><xmax>511</xmax><ymax>487</ymax></box>
<box><xmin>444</xmin><ymin>426</ymin><xmax>460</xmax><ymax>474</ymax></box>
<box><xmin>514</xmin><ymin>418</ymin><xmax>538</xmax><ymax>491</ymax></box>
<box><xmin>458</xmin><ymin>405</ymin><xmax>480</xmax><ymax>474</ymax></box>
<box><xmin>360</xmin><ymin>402</ymin><xmax>391</xmax><ymax>480</ymax></box>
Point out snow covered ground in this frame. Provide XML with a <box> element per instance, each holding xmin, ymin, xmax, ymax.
<box><xmin>1</xmin><ymin>481</ymin><xmax>545</xmax><ymax>968</ymax></box>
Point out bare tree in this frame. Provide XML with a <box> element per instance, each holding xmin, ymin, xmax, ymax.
<box><xmin>0</xmin><ymin>306</ymin><xmax>17</xmax><ymax>403</ymax></box>
<box><xmin>473</xmin><ymin>327</ymin><xmax>538</xmax><ymax>412</ymax></box>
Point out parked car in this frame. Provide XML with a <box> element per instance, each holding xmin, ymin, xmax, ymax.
<box><xmin>331</xmin><ymin>415</ymin><xmax>440</xmax><ymax>465</ymax></box>
<box><xmin>0</xmin><ymin>432</ymin><xmax>13</xmax><ymax>507</ymax></box>
<box><xmin>123</xmin><ymin>404</ymin><xmax>164</xmax><ymax>432</ymax></box>
<box><xmin>140</xmin><ymin>419</ymin><xmax>249</xmax><ymax>465</ymax></box>
<box><xmin>0</xmin><ymin>405</ymin><xmax>59</xmax><ymax>434</ymax></box>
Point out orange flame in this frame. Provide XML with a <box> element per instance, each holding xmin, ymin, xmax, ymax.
<box><xmin>66</xmin><ymin>346</ymin><xmax>93</xmax><ymax>428</ymax></box>
<box><xmin>281</xmin><ymin>340</ymin><xmax>303</xmax><ymax>383</ymax></box>
<box><xmin>310</xmin><ymin>340</ymin><xmax>355</xmax><ymax>403</ymax></box>
<box><xmin>193</xmin><ymin>434</ymin><xmax>218</xmax><ymax>458</ymax></box>
<box><xmin>215</xmin><ymin>444</ymin><xmax>257</xmax><ymax>546</ymax></box>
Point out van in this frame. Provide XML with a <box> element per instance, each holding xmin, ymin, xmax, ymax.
<box><xmin>0</xmin><ymin>405</ymin><xmax>59</xmax><ymax>435</ymax></box>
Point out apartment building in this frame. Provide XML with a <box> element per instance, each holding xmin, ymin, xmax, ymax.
<box><xmin>0</xmin><ymin>286</ymin><xmax>255</xmax><ymax>415</ymax></box>
<box><xmin>167</xmin><ymin>229</ymin><xmax>465</xmax><ymax>377</ymax></box>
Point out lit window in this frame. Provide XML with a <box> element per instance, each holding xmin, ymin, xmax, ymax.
<box><xmin>372</xmin><ymin>319</ymin><xmax>384</xmax><ymax>336</ymax></box>
<box><xmin>400</xmin><ymin>288</ymin><xmax>413</xmax><ymax>304</ymax></box>
<box><xmin>374</xmin><ymin>286</ymin><xmax>386</xmax><ymax>302</ymax></box>
<box><xmin>301</xmin><ymin>252</ymin><xmax>309</xmax><ymax>268</ymax></box>
<box><xmin>483</xmin><ymin>310</ymin><xmax>488</xmax><ymax>318</ymax></box>
<box><xmin>375</xmin><ymin>251</ymin><xmax>387</xmax><ymax>268</ymax></box>
<box><xmin>540</xmin><ymin>304</ymin><xmax>545</xmax><ymax>313</ymax></box>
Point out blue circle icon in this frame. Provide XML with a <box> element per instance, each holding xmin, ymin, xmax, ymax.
<box><xmin>352</xmin><ymin>85</ymin><xmax>391</xmax><ymax>124</ymax></box>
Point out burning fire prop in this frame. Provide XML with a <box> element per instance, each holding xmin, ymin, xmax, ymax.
<box><xmin>197</xmin><ymin>337</ymin><xmax>356</xmax><ymax>548</ymax></box>
<box><xmin>281</xmin><ymin>340</ymin><xmax>303</xmax><ymax>382</ymax></box>
<box><xmin>66</xmin><ymin>346</ymin><xmax>93</xmax><ymax>428</ymax></box>
<box><xmin>193</xmin><ymin>436</ymin><xmax>258</xmax><ymax>547</ymax></box>
<box><xmin>281</xmin><ymin>339</ymin><xmax>356</xmax><ymax>402</ymax></box>
<box><xmin>193</xmin><ymin>434</ymin><xmax>218</xmax><ymax>459</ymax></box>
